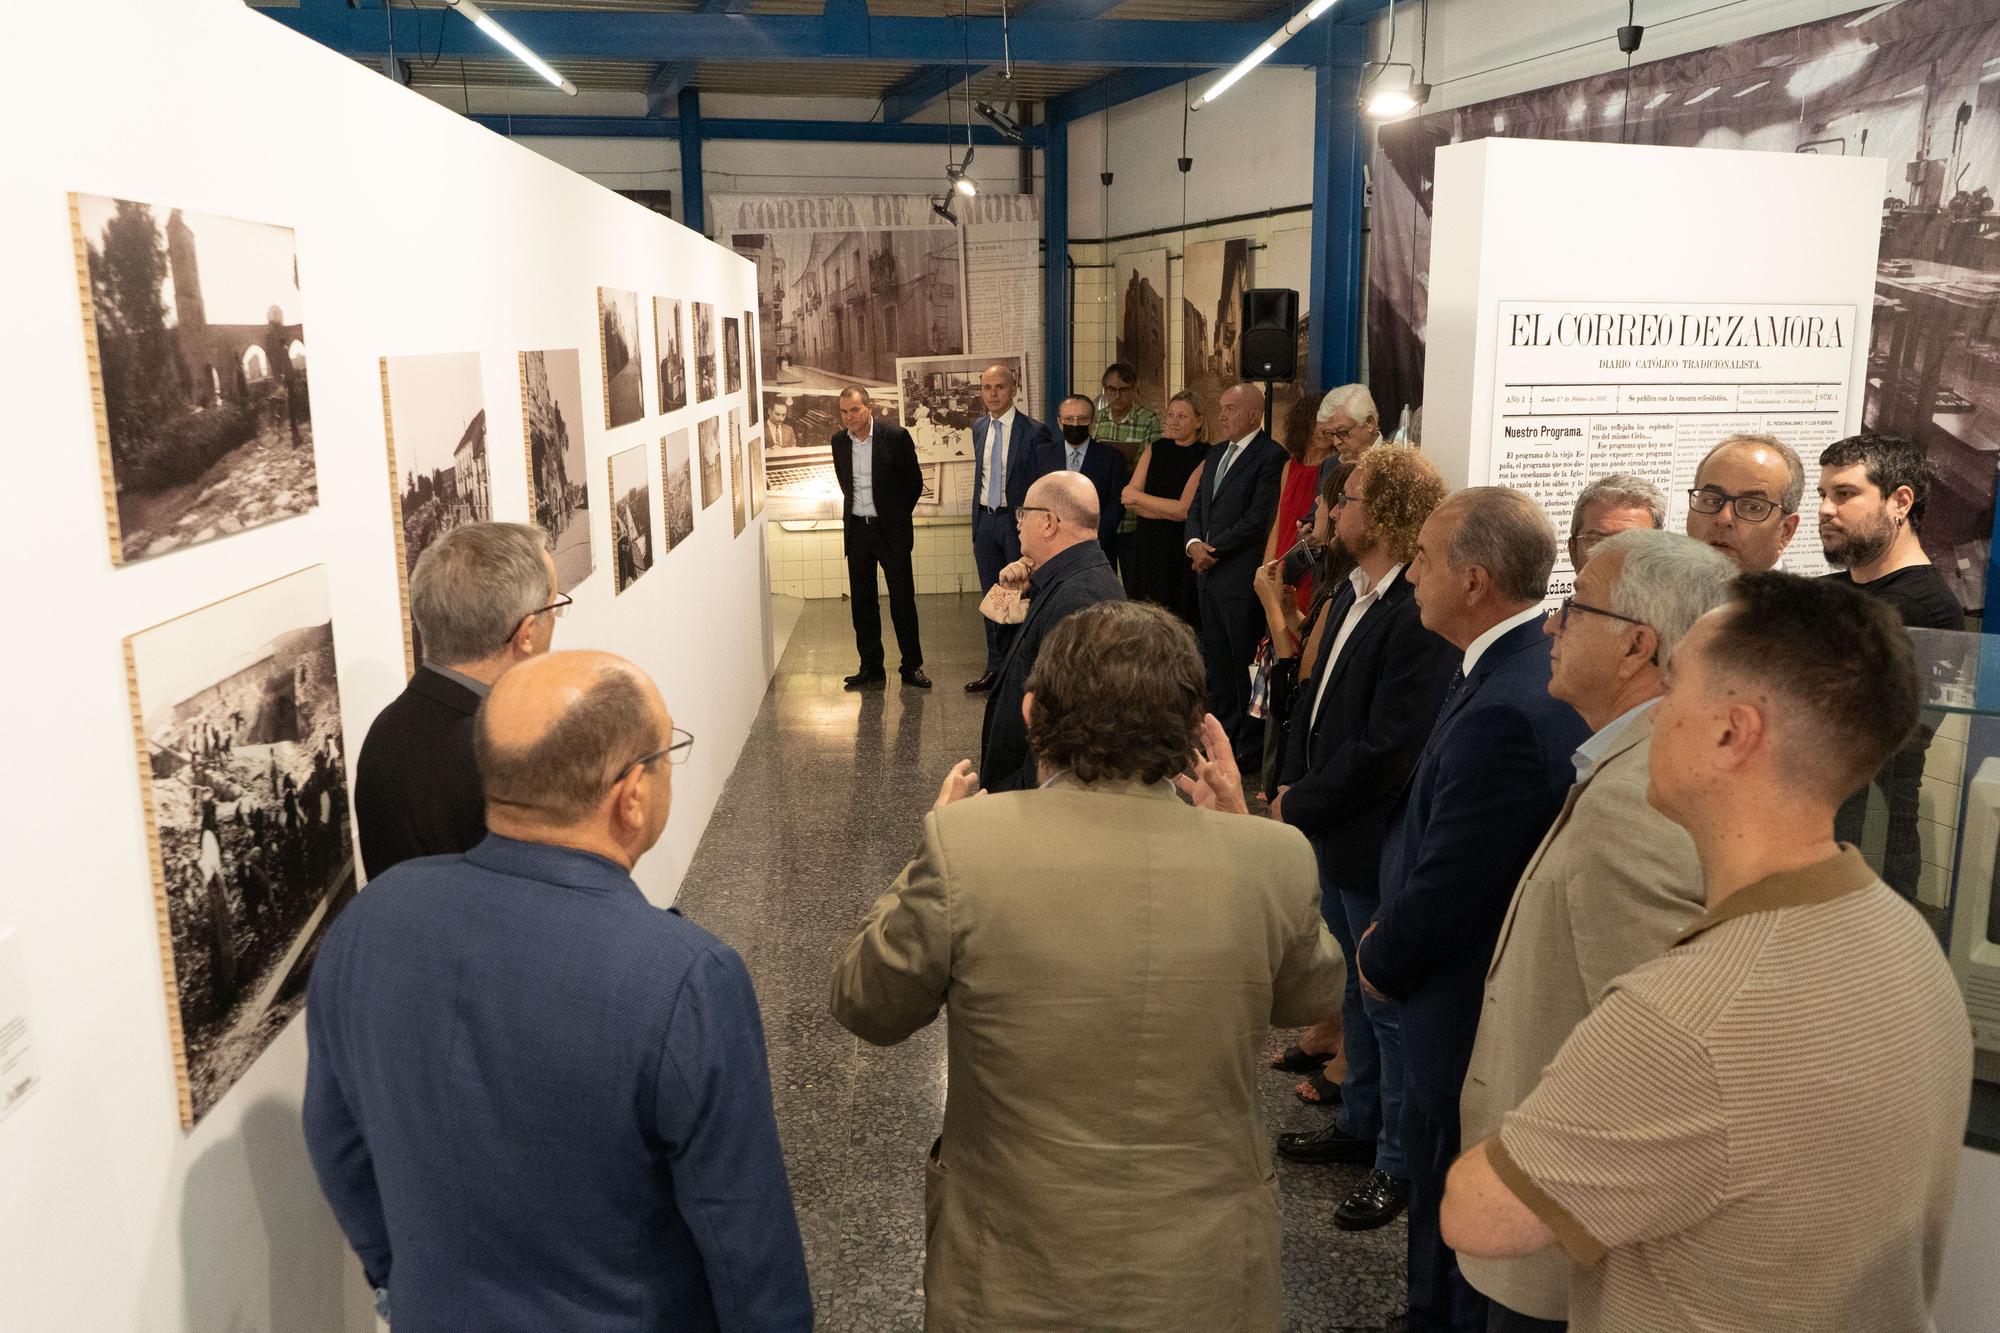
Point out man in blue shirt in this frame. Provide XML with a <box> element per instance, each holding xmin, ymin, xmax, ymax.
<box><xmin>304</xmin><ymin>650</ymin><xmax>811</xmax><ymax>1333</ymax></box>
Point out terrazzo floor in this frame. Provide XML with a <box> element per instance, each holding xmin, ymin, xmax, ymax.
<box><xmin>675</xmin><ymin>592</ymin><xmax>1408</xmax><ymax>1331</ymax></box>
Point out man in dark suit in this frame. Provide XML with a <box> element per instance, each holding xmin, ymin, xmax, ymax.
<box><xmin>1269</xmin><ymin>446</ymin><xmax>1458</xmax><ymax>1240</ymax></box>
<box><xmin>1184</xmin><ymin>382</ymin><xmax>1286</xmax><ymax>769</ymax></box>
<box><xmin>1356</xmin><ymin>487</ymin><xmax>1590</xmax><ymax>1333</ymax></box>
<box><xmin>354</xmin><ymin>520</ymin><xmax>562</xmax><ymax>880</ymax></box>
<box><xmin>831</xmin><ymin>385</ymin><xmax>929</xmax><ymax>690</ymax></box>
<box><xmin>1050</xmin><ymin>394</ymin><xmax>1126</xmax><ymax>554</ymax></box>
<box><xmin>967</xmin><ymin>363</ymin><xmax>1054</xmax><ymax>692</ymax></box>
<box><xmin>976</xmin><ymin>472</ymin><xmax>1126</xmax><ymax>793</ymax></box>
<box><xmin>306</xmin><ymin>651</ymin><xmax>811</xmax><ymax>1332</ymax></box>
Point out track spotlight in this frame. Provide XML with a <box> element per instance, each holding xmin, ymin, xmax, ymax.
<box><xmin>1362</xmin><ymin>63</ymin><xmax>1429</xmax><ymax>118</ymax></box>
<box><xmin>931</xmin><ymin>196</ymin><xmax>959</xmax><ymax>225</ymax></box>
<box><xmin>974</xmin><ymin>101</ymin><xmax>1025</xmax><ymax>143</ymax></box>
<box><xmin>947</xmin><ymin>160</ymin><xmax>977</xmax><ymax>199</ymax></box>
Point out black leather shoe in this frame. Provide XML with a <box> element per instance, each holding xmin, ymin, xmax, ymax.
<box><xmin>843</xmin><ymin>670</ymin><xmax>886</xmax><ymax>691</ymax></box>
<box><xmin>964</xmin><ymin>671</ymin><xmax>996</xmax><ymax>693</ymax></box>
<box><xmin>901</xmin><ymin>668</ymin><xmax>933</xmax><ymax>689</ymax></box>
<box><xmin>1335</xmin><ymin>1168</ymin><xmax>1411</xmax><ymax>1231</ymax></box>
<box><xmin>1276</xmin><ymin>1122</ymin><xmax>1375</xmax><ymax>1165</ymax></box>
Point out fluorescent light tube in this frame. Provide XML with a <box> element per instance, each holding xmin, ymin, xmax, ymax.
<box><xmin>1191</xmin><ymin>0</ymin><xmax>1343</xmax><ymax>110</ymax></box>
<box><xmin>449</xmin><ymin>0</ymin><xmax>578</xmax><ymax>96</ymax></box>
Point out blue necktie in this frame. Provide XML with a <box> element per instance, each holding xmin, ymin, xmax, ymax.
<box><xmin>1068</xmin><ymin>446</ymin><xmax>1083</xmax><ymax>471</ymax></box>
<box><xmin>1440</xmin><ymin>667</ymin><xmax>1466</xmax><ymax>714</ymax></box>
<box><xmin>985</xmin><ymin>420</ymin><xmax>1005</xmax><ymax>508</ymax></box>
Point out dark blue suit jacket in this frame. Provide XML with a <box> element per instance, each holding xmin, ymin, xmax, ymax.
<box><xmin>1183</xmin><ymin>432</ymin><xmax>1285</xmax><ymax>600</ymax></box>
<box><xmin>1039</xmin><ymin>438</ymin><xmax>1126</xmax><ymax>546</ymax></box>
<box><xmin>1356</xmin><ymin>617</ymin><xmax>1588</xmax><ymax>1098</ymax></box>
<box><xmin>1276</xmin><ymin>568</ymin><xmax>1457</xmax><ymax>898</ymax></box>
<box><xmin>971</xmin><ymin>411</ymin><xmax>1054</xmax><ymax>509</ymax></box>
<box><xmin>303</xmin><ymin>836</ymin><xmax>812</xmax><ymax>1333</ymax></box>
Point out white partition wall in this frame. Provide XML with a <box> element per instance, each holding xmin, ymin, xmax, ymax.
<box><xmin>0</xmin><ymin>0</ymin><xmax>769</xmax><ymax>1326</ymax></box>
<box><xmin>1421</xmin><ymin>137</ymin><xmax>1885</xmax><ymax>597</ymax></box>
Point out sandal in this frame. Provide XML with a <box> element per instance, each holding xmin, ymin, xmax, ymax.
<box><xmin>1294</xmin><ymin>1068</ymin><xmax>1342</xmax><ymax>1107</ymax></box>
<box><xmin>1269</xmin><ymin>1044</ymin><xmax>1336</xmax><ymax>1074</ymax></box>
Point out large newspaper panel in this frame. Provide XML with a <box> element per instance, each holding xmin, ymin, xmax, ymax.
<box><xmin>714</xmin><ymin>192</ymin><xmax>1043</xmax><ymax>520</ymax></box>
<box><xmin>1491</xmin><ymin>301</ymin><xmax>1854</xmax><ymax>599</ymax></box>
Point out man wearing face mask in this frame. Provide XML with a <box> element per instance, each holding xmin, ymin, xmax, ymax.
<box><xmin>1049</xmin><ymin>395</ymin><xmax>1126</xmax><ymax>553</ymax></box>
<box><xmin>1819</xmin><ymin>432</ymin><xmax>1962</xmax><ymax>901</ymax></box>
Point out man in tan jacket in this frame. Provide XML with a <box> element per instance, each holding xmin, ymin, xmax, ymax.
<box><xmin>831</xmin><ymin>600</ymin><xmax>1345</xmax><ymax>1332</ymax></box>
<box><xmin>1459</xmin><ymin>528</ymin><xmax>1733</xmax><ymax>1329</ymax></box>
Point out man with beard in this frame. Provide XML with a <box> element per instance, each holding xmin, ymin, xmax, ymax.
<box><xmin>1819</xmin><ymin>432</ymin><xmax>1962</xmax><ymax>900</ymax></box>
<box><xmin>1683</xmin><ymin>434</ymin><xmax>1803</xmax><ymax>572</ymax></box>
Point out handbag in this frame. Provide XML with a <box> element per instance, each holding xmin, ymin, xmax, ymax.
<box><xmin>979</xmin><ymin>581</ymin><xmax>1030</xmax><ymax>625</ymax></box>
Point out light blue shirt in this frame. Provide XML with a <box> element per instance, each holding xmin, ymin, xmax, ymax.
<box><xmin>850</xmin><ymin>427</ymin><xmax>875</xmax><ymax>517</ymax></box>
<box><xmin>1066</xmin><ymin>443</ymin><xmax>1085</xmax><ymax>471</ymax></box>
<box><xmin>1572</xmin><ymin>696</ymin><xmax>1659</xmax><ymax>781</ymax></box>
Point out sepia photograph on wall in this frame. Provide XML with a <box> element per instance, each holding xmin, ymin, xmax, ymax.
<box><xmin>608</xmin><ymin>442</ymin><xmax>653</xmax><ymax>594</ymax></box>
<box><xmin>124</xmin><ymin>565</ymin><xmax>354</xmax><ymax>1128</ymax></box>
<box><xmin>661</xmin><ymin>428</ymin><xmax>694</xmax><ymax>554</ymax></box>
<box><xmin>381</xmin><ymin>351</ymin><xmax>491</xmax><ymax>672</ymax></box>
<box><xmin>728</xmin><ymin>410</ymin><xmax>748</xmax><ymax>537</ymax></box>
<box><xmin>1114</xmin><ymin>248</ymin><xmax>1169</xmax><ymax>419</ymax></box>
<box><xmin>693</xmin><ymin>300</ymin><xmax>718</xmax><ymax>404</ymax></box>
<box><xmin>698</xmin><ymin>414</ymin><xmax>723</xmax><ymax>510</ymax></box>
<box><xmin>743</xmin><ymin>311</ymin><xmax>761</xmax><ymax>426</ymax></box>
<box><xmin>73</xmin><ymin>193</ymin><xmax>318</xmax><ymax>564</ymax></box>
<box><xmin>520</xmin><ymin>348</ymin><xmax>593</xmax><ymax>594</ymax></box>
<box><xmin>1182</xmin><ymin>237</ymin><xmax>1250</xmax><ymax>418</ymax></box>
<box><xmin>655</xmin><ymin>296</ymin><xmax>688</xmax><ymax>415</ymax></box>
<box><xmin>598</xmin><ymin>285</ymin><xmax>645</xmax><ymax>429</ymax></box>
<box><xmin>723</xmin><ymin>315</ymin><xmax>742</xmax><ymax>395</ymax></box>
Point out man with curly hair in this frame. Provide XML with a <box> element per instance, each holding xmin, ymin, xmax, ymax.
<box><xmin>831</xmin><ymin>601</ymin><xmax>1345</xmax><ymax>1332</ymax></box>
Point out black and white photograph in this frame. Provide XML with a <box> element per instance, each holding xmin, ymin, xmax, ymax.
<box><xmin>743</xmin><ymin>311</ymin><xmax>761</xmax><ymax>426</ymax></box>
<box><xmin>899</xmin><ymin>353</ymin><xmax>1026</xmax><ymax>464</ymax></box>
<box><xmin>729</xmin><ymin>228</ymin><xmax>964</xmax><ymax>392</ymax></box>
<box><xmin>1114</xmin><ymin>248</ymin><xmax>1169</xmax><ymax>417</ymax></box>
<box><xmin>729</xmin><ymin>411</ymin><xmax>748</xmax><ymax>537</ymax></box>
<box><xmin>609</xmin><ymin>442</ymin><xmax>653</xmax><ymax>594</ymax></box>
<box><xmin>125</xmin><ymin>565</ymin><xmax>355</xmax><ymax>1128</ymax></box>
<box><xmin>599</xmin><ymin>285</ymin><xmax>645</xmax><ymax>429</ymax></box>
<box><xmin>761</xmin><ymin>389</ymin><xmax>897</xmax><ymax>522</ymax></box>
<box><xmin>698</xmin><ymin>414</ymin><xmax>723</xmax><ymax>510</ymax></box>
<box><xmin>694</xmin><ymin>300</ymin><xmax>718</xmax><ymax>404</ymax></box>
<box><xmin>723</xmin><ymin>315</ymin><xmax>743</xmax><ymax>396</ymax></box>
<box><xmin>382</xmin><ymin>351</ymin><xmax>491</xmax><ymax>671</ymax></box>
<box><xmin>520</xmin><ymin>348</ymin><xmax>593</xmax><ymax>594</ymax></box>
<box><xmin>661</xmin><ymin>428</ymin><xmax>695</xmax><ymax>554</ymax></box>
<box><xmin>746</xmin><ymin>424</ymin><xmax>766</xmax><ymax>519</ymax></box>
<box><xmin>1182</xmin><ymin>237</ymin><xmax>1249</xmax><ymax>416</ymax></box>
<box><xmin>655</xmin><ymin>296</ymin><xmax>687</xmax><ymax>414</ymax></box>
<box><xmin>74</xmin><ymin>193</ymin><xmax>317</xmax><ymax>564</ymax></box>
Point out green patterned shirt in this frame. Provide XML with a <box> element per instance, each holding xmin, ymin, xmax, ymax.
<box><xmin>1093</xmin><ymin>405</ymin><xmax>1163</xmax><ymax>533</ymax></box>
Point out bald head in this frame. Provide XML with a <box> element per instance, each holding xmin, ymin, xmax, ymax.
<box><xmin>1216</xmin><ymin>383</ymin><xmax>1266</xmax><ymax>443</ymax></box>
<box><xmin>1019</xmin><ymin>470</ymin><xmax>1100</xmax><ymax>564</ymax></box>
<box><xmin>476</xmin><ymin>651</ymin><xmax>668</xmax><ymax>828</ymax></box>
<box><xmin>980</xmin><ymin>362</ymin><xmax>1020</xmax><ymax>417</ymax></box>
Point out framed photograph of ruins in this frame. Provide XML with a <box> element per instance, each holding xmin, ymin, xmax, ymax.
<box><xmin>381</xmin><ymin>352</ymin><xmax>491</xmax><ymax>673</ymax></box>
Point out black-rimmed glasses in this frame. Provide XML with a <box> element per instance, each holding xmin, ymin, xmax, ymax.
<box><xmin>1548</xmin><ymin>597</ymin><xmax>1647</xmax><ymax>634</ymax></box>
<box><xmin>507</xmin><ymin>593</ymin><xmax>573</xmax><ymax>645</ymax></box>
<box><xmin>1687</xmin><ymin>488</ymin><xmax>1786</xmax><ymax>523</ymax></box>
<box><xmin>616</xmin><ymin>728</ymin><xmax>695</xmax><ymax>782</ymax></box>
<box><xmin>1330</xmin><ymin>492</ymin><xmax>1364</xmax><ymax>509</ymax></box>
<box><xmin>1014</xmin><ymin>505</ymin><xmax>1053</xmax><ymax>524</ymax></box>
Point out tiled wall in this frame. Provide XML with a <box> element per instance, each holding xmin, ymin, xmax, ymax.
<box><xmin>768</xmin><ymin>518</ymin><xmax>981</xmax><ymax>599</ymax></box>
<box><xmin>1919</xmin><ymin>710</ymin><xmax>1971</xmax><ymax>909</ymax></box>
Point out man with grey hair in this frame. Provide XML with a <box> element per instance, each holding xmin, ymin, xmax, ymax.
<box><xmin>1318</xmin><ymin>382</ymin><xmax>1381</xmax><ymax>465</ymax></box>
<box><xmin>1458</xmin><ymin>528</ymin><xmax>1733</xmax><ymax>1331</ymax></box>
<box><xmin>975</xmin><ymin>471</ymin><xmax>1125</xmax><ymax>793</ymax></box>
<box><xmin>1685</xmin><ymin>433</ymin><xmax>1804</xmax><ymax>572</ymax></box>
<box><xmin>1565</xmin><ymin>474</ymin><xmax>1664</xmax><ymax>573</ymax></box>
<box><xmin>354</xmin><ymin>520</ymin><xmax>561</xmax><ymax>878</ymax></box>
<box><xmin>1356</xmin><ymin>486</ymin><xmax>1590</xmax><ymax>1332</ymax></box>
<box><xmin>308</xmin><ymin>652</ymin><xmax>811</xmax><ymax>1331</ymax></box>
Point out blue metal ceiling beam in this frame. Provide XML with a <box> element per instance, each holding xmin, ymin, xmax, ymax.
<box><xmin>678</xmin><ymin>88</ymin><xmax>706</xmax><ymax>235</ymax></box>
<box><xmin>464</xmin><ymin>114</ymin><xmax>1033</xmax><ymax>147</ymax></box>
<box><xmin>878</xmin><ymin>0</ymin><xmax>1126</xmax><ymax>125</ymax></box>
<box><xmin>1046</xmin><ymin>66</ymin><xmax>1207</xmax><ymax>122</ymax></box>
<box><xmin>260</xmin><ymin>3</ymin><xmax>1320</xmax><ymax>68</ymax></box>
<box><xmin>643</xmin><ymin>0</ymin><xmax>753</xmax><ymax>118</ymax></box>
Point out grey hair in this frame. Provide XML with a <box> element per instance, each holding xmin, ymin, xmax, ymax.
<box><xmin>1318</xmin><ymin>382</ymin><xmax>1378</xmax><ymax>425</ymax></box>
<box><xmin>1443</xmin><ymin>487</ymin><xmax>1557</xmax><ymax>604</ymax></box>
<box><xmin>1569</xmin><ymin>473</ymin><xmax>1667</xmax><ymax>537</ymax></box>
<box><xmin>1594</xmin><ymin>528</ymin><xmax>1737</xmax><ymax>666</ymax></box>
<box><xmin>409</xmin><ymin>521</ymin><xmax>550</xmax><ymax>666</ymax></box>
<box><xmin>1697</xmin><ymin>433</ymin><xmax>1806</xmax><ymax>513</ymax></box>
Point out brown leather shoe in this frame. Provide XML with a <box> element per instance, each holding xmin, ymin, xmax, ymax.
<box><xmin>964</xmin><ymin>671</ymin><xmax>997</xmax><ymax>693</ymax></box>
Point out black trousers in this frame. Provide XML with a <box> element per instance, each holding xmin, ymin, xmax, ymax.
<box><xmin>845</xmin><ymin>516</ymin><xmax>922</xmax><ymax>673</ymax></box>
<box><xmin>1404</xmin><ymin>1087</ymin><xmax>1490</xmax><ymax>1333</ymax></box>
<box><xmin>1197</xmin><ymin>575</ymin><xmax>1264</xmax><ymax>768</ymax></box>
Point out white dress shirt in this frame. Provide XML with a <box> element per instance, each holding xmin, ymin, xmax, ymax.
<box><xmin>1310</xmin><ymin>563</ymin><xmax>1405</xmax><ymax>727</ymax></box>
<box><xmin>849</xmin><ymin>424</ymin><xmax>876</xmax><ymax>517</ymax></box>
<box><xmin>1460</xmin><ymin>603</ymin><xmax>1549</xmax><ymax>678</ymax></box>
<box><xmin>983</xmin><ymin>408</ymin><xmax>1018</xmax><ymax>507</ymax></box>
<box><xmin>1571</xmin><ymin>696</ymin><xmax>1658</xmax><ymax>781</ymax></box>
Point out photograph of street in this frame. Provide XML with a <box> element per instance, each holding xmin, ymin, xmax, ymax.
<box><xmin>599</xmin><ymin>285</ymin><xmax>644</xmax><ymax>429</ymax></box>
<box><xmin>520</xmin><ymin>348</ymin><xmax>593</xmax><ymax>593</ymax></box>
<box><xmin>381</xmin><ymin>351</ymin><xmax>490</xmax><ymax>670</ymax></box>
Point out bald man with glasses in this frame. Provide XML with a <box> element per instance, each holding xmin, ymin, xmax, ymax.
<box><xmin>1684</xmin><ymin>434</ymin><xmax>1804</xmax><ymax>572</ymax></box>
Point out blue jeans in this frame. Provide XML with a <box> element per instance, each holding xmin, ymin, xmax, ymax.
<box><xmin>1323</xmin><ymin>878</ymin><xmax>1407</xmax><ymax>1181</ymax></box>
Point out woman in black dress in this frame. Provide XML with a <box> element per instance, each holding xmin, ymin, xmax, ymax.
<box><xmin>1120</xmin><ymin>391</ymin><xmax>1208</xmax><ymax>624</ymax></box>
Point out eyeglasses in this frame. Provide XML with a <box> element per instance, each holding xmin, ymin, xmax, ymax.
<box><xmin>1687</xmin><ymin>488</ymin><xmax>1786</xmax><ymax>523</ymax></box>
<box><xmin>1547</xmin><ymin>597</ymin><xmax>1648</xmax><ymax>634</ymax></box>
<box><xmin>616</xmin><ymin>727</ymin><xmax>695</xmax><ymax>781</ymax></box>
<box><xmin>506</xmin><ymin>592</ymin><xmax>573</xmax><ymax>645</ymax></box>
<box><xmin>1014</xmin><ymin>505</ymin><xmax>1053</xmax><ymax>524</ymax></box>
<box><xmin>1330</xmin><ymin>492</ymin><xmax>1364</xmax><ymax>509</ymax></box>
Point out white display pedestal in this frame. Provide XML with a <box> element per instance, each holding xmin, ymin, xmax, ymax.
<box><xmin>1420</xmin><ymin>137</ymin><xmax>1886</xmax><ymax>595</ymax></box>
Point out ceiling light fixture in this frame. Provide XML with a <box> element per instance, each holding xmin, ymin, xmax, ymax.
<box><xmin>949</xmin><ymin>164</ymin><xmax>978</xmax><ymax>198</ymax></box>
<box><xmin>444</xmin><ymin>0</ymin><xmax>576</xmax><ymax>95</ymax></box>
<box><xmin>974</xmin><ymin>101</ymin><xmax>1025</xmax><ymax>144</ymax></box>
<box><xmin>1190</xmin><ymin>0</ymin><xmax>1341</xmax><ymax>111</ymax></box>
<box><xmin>931</xmin><ymin>196</ymin><xmax>959</xmax><ymax>225</ymax></box>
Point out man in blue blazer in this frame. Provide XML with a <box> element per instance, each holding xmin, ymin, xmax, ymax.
<box><xmin>968</xmin><ymin>363</ymin><xmax>1054</xmax><ymax>691</ymax></box>
<box><xmin>304</xmin><ymin>651</ymin><xmax>811</xmax><ymax>1333</ymax></box>
<box><xmin>1357</xmin><ymin>487</ymin><xmax>1588</xmax><ymax>1333</ymax></box>
<box><xmin>1184</xmin><ymin>383</ymin><xmax>1286</xmax><ymax>769</ymax></box>
<box><xmin>1050</xmin><ymin>394</ymin><xmax>1127</xmax><ymax>554</ymax></box>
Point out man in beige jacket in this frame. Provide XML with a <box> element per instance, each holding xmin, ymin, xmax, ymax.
<box><xmin>1458</xmin><ymin>529</ymin><xmax>1733</xmax><ymax>1329</ymax></box>
<box><xmin>831</xmin><ymin>600</ymin><xmax>1345</xmax><ymax>1332</ymax></box>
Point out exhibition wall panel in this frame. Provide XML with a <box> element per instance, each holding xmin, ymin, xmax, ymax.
<box><xmin>2</xmin><ymin>0</ymin><xmax>767</xmax><ymax>1326</ymax></box>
